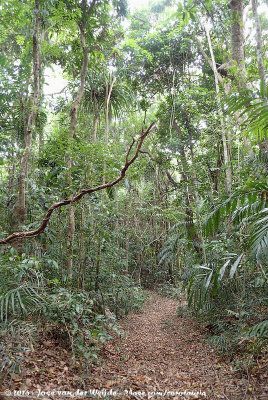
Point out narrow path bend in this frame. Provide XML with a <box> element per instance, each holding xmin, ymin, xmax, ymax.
<box><xmin>89</xmin><ymin>293</ymin><xmax>255</xmax><ymax>399</ymax></box>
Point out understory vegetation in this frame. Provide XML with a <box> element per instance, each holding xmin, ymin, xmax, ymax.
<box><xmin>0</xmin><ymin>0</ymin><xmax>267</xmax><ymax>387</ymax></box>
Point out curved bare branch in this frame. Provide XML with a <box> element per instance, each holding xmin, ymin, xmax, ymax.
<box><xmin>0</xmin><ymin>122</ymin><xmax>155</xmax><ymax>246</ymax></box>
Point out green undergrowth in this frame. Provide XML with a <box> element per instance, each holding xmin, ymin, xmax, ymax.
<box><xmin>156</xmin><ymin>282</ymin><xmax>185</xmax><ymax>300</ymax></box>
<box><xmin>0</xmin><ymin>248</ymin><xmax>145</xmax><ymax>386</ymax></box>
<box><xmin>162</xmin><ymin>270</ymin><xmax>268</xmax><ymax>374</ymax></box>
<box><xmin>179</xmin><ymin>268</ymin><xmax>267</xmax><ymax>374</ymax></box>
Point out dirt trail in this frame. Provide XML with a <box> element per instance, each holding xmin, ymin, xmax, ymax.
<box><xmin>88</xmin><ymin>293</ymin><xmax>260</xmax><ymax>400</ymax></box>
<box><xmin>2</xmin><ymin>293</ymin><xmax>265</xmax><ymax>400</ymax></box>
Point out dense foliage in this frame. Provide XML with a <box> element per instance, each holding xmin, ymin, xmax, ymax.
<box><xmin>0</xmin><ymin>0</ymin><xmax>267</xmax><ymax>385</ymax></box>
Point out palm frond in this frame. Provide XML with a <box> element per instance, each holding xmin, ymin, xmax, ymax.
<box><xmin>226</xmin><ymin>81</ymin><xmax>268</xmax><ymax>140</ymax></box>
<box><xmin>245</xmin><ymin>320</ymin><xmax>268</xmax><ymax>339</ymax></box>
<box><xmin>250</xmin><ymin>208</ymin><xmax>268</xmax><ymax>263</ymax></box>
<box><xmin>204</xmin><ymin>178</ymin><xmax>268</xmax><ymax>236</ymax></box>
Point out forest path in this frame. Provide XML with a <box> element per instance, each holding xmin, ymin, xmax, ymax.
<box><xmin>3</xmin><ymin>293</ymin><xmax>263</xmax><ymax>400</ymax></box>
<box><xmin>88</xmin><ymin>292</ymin><xmax>252</xmax><ymax>400</ymax></box>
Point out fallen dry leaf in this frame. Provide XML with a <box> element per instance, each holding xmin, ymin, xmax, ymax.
<box><xmin>1</xmin><ymin>292</ymin><xmax>267</xmax><ymax>400</ymax></box>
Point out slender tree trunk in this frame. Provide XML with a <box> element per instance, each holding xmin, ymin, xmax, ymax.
<box><xmin>95</xmin><ymin>230</ymin><xmax>101</xmax><ymax>292</ymax></box>
<box><xmin>105</xmin><ymin>74</ymin><xmax>116</xmax><ymax>145</ymax></box>
<box><xmin>172</xmin><ymin>121</ymin><xmax>202</xmax><ymax>255</ymax></box>
<box><xmin>93</xmin><ymin>94</ymin><xmax>98</xmax><ymax>142</ymax></box>
<box><xmin>251</xmin><ymin>1</ymin><xmax>266</xmax><ymax>91</ymax></box>
<box><xmin>189</xmin><ymin>141</ymin><xmax>207</xmax><ymax>264</ymax></box>
<box><xmin>89</xmin><ymin>202</ymin><xmax>95</xmax><ymax>234</ymax></box>
<box><xmin>102</xmin><ymin>74</ymin><xmax>116</xmax><ymax>191</ymax></box>
<box><xmin>204</xmin><ymin>25</ymin><xmax>232</xmax><ymax>193</ymax></box>
<box><xmin>126</xmin><ymin>232</ymin><xmax>129</xmax><ymax>274</ymax></box>
<box><xmin>7</xmin><ymin>155</ymin><xmax>15</xmax><ymax>227</ymax></box>
<box><xmin>93</xmin><ymin>117</ymin><xmax>98</xmax><ymax>142</ymax></box>
<box><xmin>252</xmin><ymin>0</ymin><xmax>268</xmax><ymax>158</ymax></box>
<box><xmin>93</xmin><ymin>94</ymin><xmax>105</xmax><ymax>142</ymax></box>
<box><xmin>66</xmin><ymin>1</ymin><xmax>90</xmax><ymax>276</ymax></box>
<box><xmin>14</xmin><ymin>0</ymin><xmax>41</xmax><ymax>227</ymax></box>
<box><xmin>137</xmin><ymin>250</ymin><xmax>142</xmax><ymax>286</ymax></box>
<box><xmin>38</xmin><ymin>30</ymin><xmax>46</xmax><ymax>154</ymax></box>
<box><xmin>78</xmin><ymin>202</ymin><xmax>86</xmax><ymax>288</ymax></box>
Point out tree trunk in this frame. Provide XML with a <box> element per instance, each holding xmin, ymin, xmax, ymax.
<box><xmin>105</xmin><ymin>74</ymin><xmax>116</xmax><ymax>146</ymax></box>
<box><xmin>66</xmin><ymin>1</ymin><xmax>90</xmax><ymax>275</ymax></box>
<box><xmin>95</xmin><ymin>230</ymin><xmax>101</xmax><ymax>292</ymax></box>
<box><xmin>189</xmin><ymin>140</ymin><xmax>207</xmax><ymax>264</ymax></box>
<box><xmin>78</xmin><ymin>202</ymin><xmax>86</xmax><ymax>288</ymax></box>
<box><xmin>204</xmin><ymin>24</ymin><xmax>232</xmax><ymax>193</ymax></box>
<box><xmin>126</xmin><ymin>232</ymin><xmax>129</xmax><ymax>274</ymax></box>
<box><xmin>172</xmin><ymin>121</ymin><xmax>202</xmax><ymax>255</ymax></box>
<box><xmin>199</xmin><ymin>11</ymin><xmax>252</xmax><ymax>152</ymax></box>
<box><xmin>93</xmin><ymin>116</ymin><xmax>99</xmax><ymax>142</ymax></box>
<box><xmin>252</xmin><ymin>0</ymin><xmax>266</xmax><ymax>91</ymax></box>
<box><xmin>228</xmin><ymin>0</ymin><xmax>246</xmax><ymax>70</ymax></box>
<box><xmin>14</xmin><ymin>0</ymin><xmax>41</xmax><ymax>228</ymax></box>
<box><xmin>103</xmin><ymin>74</ymin><xmax>116</xmax><ymax>190</ymax></box>
<box><xmin>7</xmin><ymin>158</ymin><xmax>15</xmax><ymax>229</ymax></box>
<box><xmin>38</xmin><ymin>29</ymin><xmax>46</xmax><ymax>155</ymax></box>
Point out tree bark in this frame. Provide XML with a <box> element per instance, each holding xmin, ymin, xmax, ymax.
<box><xmin>38</xmin><ymin>29</ymin><xmax>46</xmax><ymax>155</ymax></box>
<box><xmin>66</xmin><ymin>0</ymin><xmax>90</xmax><ymax>276</ymax></box>
<box><xmin>252</xmin><ymin>0</ymin><xmax>266</xmax><ymax>92</ymax></box>
<box><xmin>103</xmin><ymin>73</ymin><xmax>116</xmax><ymax>192</ymax></box>
<box><xmin>14</xmin><ymin>0</ymin><xmax>41</xmax><ymax>227</ymax></box>
<box><xmin>105</xmin><ymin>74</ymin><xmax>116</xmax><ymax>146</ymax></box>
<box><xmin>172</xmin><ymin>121</ymin><xmax>202</xmax><ymax>255</ymax></box>
<box><xmin>126</xmin><ymin>231</ymin><xmax>129</xmax><ymax>274</ymax></box>
<box><xmin>252</xmin><ymin>0</ymin><xmax>268</xmax><ymax>158</ymax></box>
<box><xmin>95</xmin><ymin>230</ymin><xmax>101</xmax><ymax>292</ymax></box>
<box><xmin>189</xmin><ymin>140</ymin><xmax>207</xmax><ymax>263</ymax></box>
<box><xmin>7</xmin><ymin>158</ymin><xmax>15</xmax><ymax>229</ymax></box>
<box><xmin>228</xmin><ymin>0</ymin><xmax>246</xmax><ymax>68</ymax></box>
<box><xmin>204</xmin><ymin>24</ymin><xmax>232</xmax><ymax>193</ymax></box>
<box><xmin>93</xmin><ymin>95</ymin><xmax>99</xmax><ymax>142</ymax></box>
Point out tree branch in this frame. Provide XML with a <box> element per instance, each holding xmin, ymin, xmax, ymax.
<box><xmin>139</xmin><ymin>150</ymin><xmax>155</xmax><ymax>162</ymax></box>
<box><xmin>195</xmin><ymin>37</ymin><xmax>224</xmax><ymax>85</ymax></box>
<box><xmin>126</xmin><ymin>138</ymin><xmax>136</xmax><ymax>163</ymax></box>
<box><xmin>0</xmin><ymin>123</ymin><xmax>155</xmax><ymax>246</ymax></box>
<box><xmin>166</xmin><ymin>171</ymin><xmax>180</xmax><ymax>187</ymax></box>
